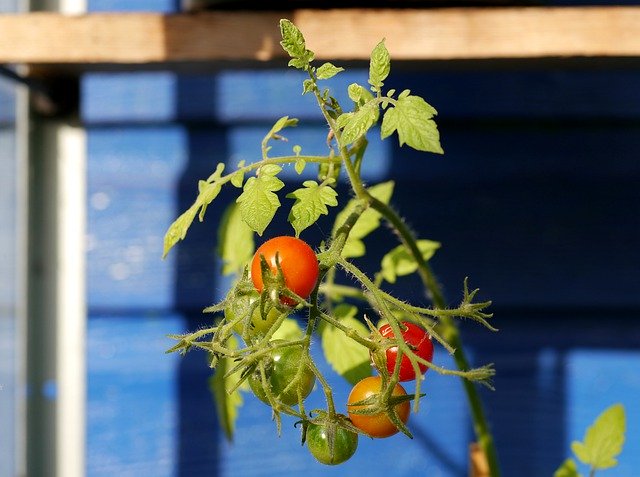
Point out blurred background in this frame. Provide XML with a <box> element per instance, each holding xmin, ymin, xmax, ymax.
<box><xmin>1</xmin><ymin>1</ymin><xmax>639</xmax><ymax>476</ymax></box>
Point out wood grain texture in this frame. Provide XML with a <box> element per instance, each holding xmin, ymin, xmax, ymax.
<box><xmin>2</xmin><ymin>7</ymin><xmax>640</xmax><ymax>66</ymax></box>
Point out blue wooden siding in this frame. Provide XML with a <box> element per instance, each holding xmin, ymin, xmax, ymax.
<box><xmin>83</xmin><ymin>65</ymin><xmax>640</xmax><ymax>476</ymax></box>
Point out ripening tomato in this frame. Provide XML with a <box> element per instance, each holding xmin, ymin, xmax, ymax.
<box><xmin>376</xmin><ymin>321</ymin><xmax>434</xmax><ymax>382</ymax></box>
<box><xmin>225</xmin><ymin>292</ymin><xmax>282</xmax><ymax>337</ymax></box>
<box><xmin>306</xmin><ymin>422</ymin><xmax>358</xmax><ymax>465</ymax></box>
<box><xmin>249</xmin><ymin>342</ymin><xmax>315</xmax><ymax>406</ymax></box>
<box><xmin>347</xmin><ymin>376</ymin><xmax>410</xmax><ymax>438</ymax></box>
<box><xmin>251</xmin><ymin>236</ymin><xmax>319</xmax><ymax>306</ymax></box>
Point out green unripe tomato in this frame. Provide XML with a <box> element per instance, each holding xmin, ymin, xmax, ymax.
<box><xmin>225</xmin><ymin>293</ymin><xmax>281</xmax><ymax>337</ymax></box>
<box><xmin>306</xmin><ymin>423</ymin><xmax>358</xmax><ymax>465</ymax></box>
<box><xmin>249</xmin><ymin>342</ymin><xmax>315</xmax><ymax>406</ymax></box>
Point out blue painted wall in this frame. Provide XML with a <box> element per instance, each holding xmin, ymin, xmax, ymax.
<box><xmin>81</xmin><ymin>6</ymin><xmax>640</xmax><ymax>476</ymax></box>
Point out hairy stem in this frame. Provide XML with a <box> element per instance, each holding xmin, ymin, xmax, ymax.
<box><xmin>369</xmin><ymin>196</ymin><xmax>501</xmax><ymax>477</ymax></box>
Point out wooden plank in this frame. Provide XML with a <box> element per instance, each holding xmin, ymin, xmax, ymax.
<box><xmin>1</xmin><ymin>7</ymin><xmax>640</xmax><ymax>66</ymax></box>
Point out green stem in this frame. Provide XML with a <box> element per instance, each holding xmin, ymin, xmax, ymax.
<box><xmin>369</xmin><ymin>196</ymin><xmax>501</xmax><ymax>477</ymax></box>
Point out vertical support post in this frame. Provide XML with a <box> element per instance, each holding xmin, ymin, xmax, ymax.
<box><xmin>26</xmin><ymin>120</ymin><xmax>86</xmax><ymax>477</ymax></box>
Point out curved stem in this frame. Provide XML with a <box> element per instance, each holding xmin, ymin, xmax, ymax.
<box><xmin>369</xmin><ymin>196</ymin><xmax>501</xmax><ymax>477</ymax></box>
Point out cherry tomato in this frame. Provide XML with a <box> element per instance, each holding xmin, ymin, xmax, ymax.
<box><xmin>225</xmin><ymin>292</ymin><xmax>281</xmax><ymax>337</ymax></box>
<box><xmin>347</xmin><ymin>376</ymin><xmax>410</xmax><ymax>438</ymax></box>
<box><xmin>251</xmin><ymin>236</ymin><xmax>319</xmax><ymax>306</ymax></box>
<box><xmin>376</xmin><ymin>321</ymin><xmax>434</xmax><ymax>382</ymax></box>
<box><xmin>249</xmin><ymin>342</ymin><xmax>315</xmax><ymax>406</ymax></box>
<box><xmin>306</xmin><ymin>422</ymin><xmax>358</xmax><ymax>465</ymax></box>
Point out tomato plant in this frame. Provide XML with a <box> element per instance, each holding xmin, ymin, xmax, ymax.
<box><xmin>225</xmin><ymin>291</ymin><xmax>282</xmax><ymax>337</ymax></box>
<box><xmin>375</xmin><ymin>321</ymin><xmax>434</xmax><ymax>382</ymax></box>
<box><xmin>249</xmin><ymin>341</ymin><xmax>316</xmax><ymax>406</ymax></box>
<box><xmin>163</xmin><ymin>18</ymin><xmax>500</xmax><ymax>475</ymax></box>
<box><xmin>347</xmin><ymin>376</ymin><xmax>411</xmax><ymax>438</ymax></box>
<box><xmin>306</xmin><ymin>422</ymin><xmax>358</xmax><ymax>465</ymax></box>
<box><xmin>251</xmin><ymin>235</ymin><xmax>319</xmax><ymax>306</ymax></box>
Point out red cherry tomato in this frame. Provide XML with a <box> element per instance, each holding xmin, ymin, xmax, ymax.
<box><xmin>347</xmin><ymin>376</ymin><xmax>410</xmax><ymax>438</ymax></box>
<box><xmin>251</xmin><ymin>236</ymin><xmax>319</xmax><ymax>306</ymax></box>
<box><xmin>377</xmin><ymin>321</ymin><xmax>434</xmax><ymax>382</ymax></box>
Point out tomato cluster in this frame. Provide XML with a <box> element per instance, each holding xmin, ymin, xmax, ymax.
<box><xmin>346</xmin><ymin>321</ymin><xmax>434</xmax><ymax>439</ymax></box>
<box><xmin>238</xmin><ymin>237</ymin><xmax>435</xmax><ymax>464</ymax></box>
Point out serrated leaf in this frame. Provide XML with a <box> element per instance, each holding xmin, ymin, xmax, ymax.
<box><xmin>279</xmin><ymin>19</ymin><xmax>307</xmax><ymax>59</ymax></box>
<box><xmin>348</xmin><ymin>83</ymin><xmax>374</xmax><ymax>105</ymax></box>
<box><xmin>218</xmin><ymin>202</ymin><xmax>254</xmax><ymax>276</ymax></box>
<box><xmin>316</xmin><ymin>62</ymin><xmax>344</xmax><ymax>80</ymax></box>
<box><xmin>332</xmin><ymin>181</ymin><xmax>394</xmax><ymax>258</ymax></box>
<box><xmin>209</xmin><ymin>336</ymin><xmax>245</xmax><ymax>442</ymax></box>
<box><xmin>302</xmin><ymin>78</ymin><xmax>315</xmax><ymax>94</ymax></box>
<box><xmin>338</xmin><ymin>101</ymin><xmax>379</xmax><ymax>146</ymax></box>
<box><xmin>554</xmin><ymin>459</ymin><xmax>582</xmax><ymax>477</ymax></box>
<box><xmin>272</xmin><ymin>316</ymin><xmax>303</xmax><ymax>340</ymax></box>
<box><xmin>381</xmin><ymin>239</ymin><xmax>441</xmax><ymax>283</ymax></box>
<box><xmin>162</xmin><ymin>204</ymin><xmax>198</xmax><ymax>258</ymax></box>
<box><xmin>321</xmin><ymin>304</ymin><xmax>372</xmax><ymax>384</ymax></box>
<box><xmin>287</xmin><ymin>180</ymin><xmax>338</xmax><ymax>236</ymax></box>
<box><xmin>381</xmin><ymin>94</ymin><xmax>443</xmax><ymax>153</ymax></box>
<box><xmin>369</xmin><ymin>39</ymin><xmax>390</xmax><ymax>92</ymax></box>
<box><xmin>571</xmin><ymin>403</ymin><xmax>626</xmax><ymax>470</ymax></box>
<box><xmin>236</xmin><ymin>169</ymin><xmax>285</xmax><ymax>236</ymax></box>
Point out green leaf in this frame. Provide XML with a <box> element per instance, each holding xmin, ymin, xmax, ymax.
<box><xmin>279</xmin><ymin>19</ymin><xmax>307</xmax><ymax>59</ymax></box>
<box><xmin>209</xmin><ymin>336</ymin><xmax>246</xmax><ymax>442</ymax></box>
<box><xmin>294</xmin><ymin>158</ymin><xmax>306</xmax><ymax>174</ymax></box>
<box><xmin>380</xmin><ymin>239</ymin><xmax>441</xmax><ymax>284</ymax></box>
<box><xmin>272</xmin><ymin>316</ymin><xmax>303</xmax><ymax>340</ymax></box>
<box><xmin>217</xmin><ymin>202</ymin><xmax>255</xmax><ymax>276</ymax></box>
<box><xmin>163</xmin><ymin>163</ymin><xmax>227</xmax><ymax>258</ymax></box>
<box><xmin>162</xmin><ymin>204</ymin><xmax>198</xmax><ymax>259</ymax></box>
<box><xmin>337</xmin><ymin>101</ymin><xmax>379</xmax><ymax>146</ymax></box>
<box><xmin>279</xmin><ymin>19</ymin><xmax>314</xmax><ymax>69</ymax></box>
<box><xmin>287</xmin><ymin>180</ymin><xmax>339</xmax><ymax>236</ymax></box>
<box><xmin>236</xmin><ymin>166</ymin><xmax>285</xmax><ymax>236</ymax></box>
<box><xmin>316</xmin><ymin>62</ymin><xmax>344</xmax><ymax>80</ymax></box>
<box><xmin>369</xmin><ymin>39</ymin><xmax>390</xmax><ymax>92</ymax></box>
<box><xmin>571</xmin><ymin>403</ymin><xmax>626</xmax><ymax>470</ymax></box>
<box><xmin>554</xmin><ymin>459</ymin><xmax>583</xmax><ymax>477</ymax></box>
<box><xmin>332</xmin><ymin>181</ymin><xmax>395</xmax><ymax>258</ymax></box>
<box><xmin>347</xmin><ymin>83</ymin><xmax>374</xmax><ymax>105</ymax></box>
<box><xmin>230</xmin><ymin>160</ymin><xmax>246</xmax><ymax>188</ymax></box>
<box><xmin>321</xmin><ymin>304</ymin><xmax>372</xmax><ymax>385</ymax></box>
<box><xmin>264</xmin><ymin>116</ymin><xmax>298</xmax><ymax>142</ymax></box>
<box><xmin>381</xmin><ymin>94</ymin><xmax>443</xmax><ymax>153</ymax></box>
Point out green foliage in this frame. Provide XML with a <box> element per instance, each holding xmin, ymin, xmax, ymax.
<box><xmin>332</xmin><ymin>181</ymin><xmax>395</xmax><ymax>258</ymax></box>
<box><xmin>316</xmin><ymin>62</ymin><xmax>344</xmax><ymax>80</ymax></box>
<box><xmin>554</xmin><ymin>459</ymin><xmax>582</xmax><ymax>477</ymax></box>
<box><xmin>236</xmin><ymin>164</ymin><xmax>285</xmax><ymax>236</ymax></box>
<box><xmin>380</xmin><ymin>239</ymin><xmax>441</xmax><ymax>284</ymax></box>
<box><xmin>368</xmin><ymin>40</ymin><xmax>390</xmax><ymax>93</ymax></box>
<box><xmin>320</xmin><ymin>304</ymin><xmax>372</xmax><ymax>385</ymax></box>
<box><xmin>555</xmin><ymin>403</ymin><xmax>626</xmax><ymax>476</ymax></box>
<box><xmin>218</xmin><ymin>203</ymin><xmax>255</xmax><ymax>276</ymax></box>
<box><xmin>287</xmin><ymin>180</ymin><xmax>339</xmax><ymax>237</ymax></box>
<box><xmin>209</xmin><ymin>336</ymin><xmax>247</xmax><ymax>442</ymax></box>
<box><xmin>163</xmin><ymin>19</ymin><xmax>498</xmax><ymax>470</ymax></box>
<box><xmin>381</xmin><ymin>92</ymin><xmax>443</xmax><ymax>153</ymax></box>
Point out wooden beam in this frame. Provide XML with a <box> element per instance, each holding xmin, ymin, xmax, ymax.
<box><xmin>1</xmin><ymin>7</ymin><xmax>640</xmax><ymax>67</ymax></box>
